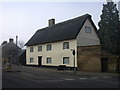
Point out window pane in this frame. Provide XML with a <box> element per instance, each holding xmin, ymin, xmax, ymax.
<box><xmin>47</xmin><ymin>44</ymin><xmax>52</xmax><ymax>51</ymax></box>
<box><xmin>63</xmin><ymin>57</ymin><xmax>69</xmax><ymax>64</ymax></box>
<box><xmin>85</xmin><ymin>26</ymin><xmax>92</xmax><ymax>33</ymax></box>
<box><xmin>38</xmin><ymin>46</ymin><xmax>42</xmax><ymax>51</ymax></box>
<box><xmin>30</xmin><ymin>47</ymin><xmax>33</xmax><ymax>52</ymax></box>
<box><xmin>30</xmin><ymin>58</ymin><xmax>34</xmax><ymax>63</ymax></box>
<box><xmin>46</xmin><ymin>58</ymin><xmax>52</xmax><ymax>64</ymax></box>
<box><xmin>63</xmin><ymin>42</ymin><xmax>69</xmax><ymax>49</ymax></box>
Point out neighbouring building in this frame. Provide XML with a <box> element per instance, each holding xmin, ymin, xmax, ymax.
<box><xmin>25</xmin><ymin>14</ymin><xmax>101</xmax><ymax>72</ymax></box>
<box><xmin>1</xmin><ymin>38</ymin><xmax>21</xmax><ymax>64</ymax></box>
<box><xmin>19</xmin><ymin>49</ymin><xmax>26</xmax><ymax>65</ymax></box>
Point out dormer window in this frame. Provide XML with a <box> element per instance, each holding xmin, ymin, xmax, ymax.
<box><xmin>85</xmin><ymin>26</ymin><xmax>92</xmax><ymax>33</ymax></box>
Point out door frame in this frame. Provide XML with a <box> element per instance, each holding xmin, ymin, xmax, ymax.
<box><xmin>38</xmin><ymin>56</ymin><xmax>42</xmax><ymax>67</ymax></box>
<box><xmin>101</xmin><ymin>58</ymin><xmax>108</xmax><ymax>72</ymax></box>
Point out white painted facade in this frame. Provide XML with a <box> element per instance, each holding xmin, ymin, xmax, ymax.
<box><xmin>26</xmin><ymin>39</ymin><xmax>77</xmax><ymax>67</ymax></box>
<box><xmin>26</xmin><ymin>18</ymin><xmax>100</xmax><ymax>67</ymax></box>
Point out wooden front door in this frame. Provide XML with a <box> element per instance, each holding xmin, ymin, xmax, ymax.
<box><xmin>38</xmin><ymin>56</ymin><xmax>42</xmax><ymax>66</ymax></box>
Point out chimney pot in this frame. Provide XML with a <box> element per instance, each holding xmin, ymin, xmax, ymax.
<box><xmin>1</xmin><ymin>41</ymin><xmax>7</xmax><ymax>45</ymax></box>
<box><xmin>48</xmin><ymin>18</ymin><xmax>55</xmax><ymax>27</ymax></box>
<box><xmin>9</xmin><ymin>38</ymin><xmax>13</xmax><ymax>43</ymax></box>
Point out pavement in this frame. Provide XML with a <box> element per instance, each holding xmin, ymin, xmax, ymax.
<box><xmin>2</xmin><ymin>64</ymin><xmax>120</xmax><ymax>77</ymax></box>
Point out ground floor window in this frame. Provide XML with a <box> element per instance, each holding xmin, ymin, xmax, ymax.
<box><xmin>46</xmin><ymin>57</ymin><xmax>52</xmax><ymax>64</ymax></box>
<box><xmin>30</xmin><ymin>58</ymin><xmax>34</xmax><ymax>63</ymax></box>
<box><xmin>63</xmin><ymin>57</ymin><xmax>69</xmax><ymax>64</ymax></box>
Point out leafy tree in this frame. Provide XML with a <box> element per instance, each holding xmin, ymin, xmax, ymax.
<box><xmin>97</xmin><ymin>1</ymin><xmax>120</xmax><ymax>55</ymax></box>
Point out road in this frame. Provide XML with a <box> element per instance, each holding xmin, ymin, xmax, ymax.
<box><xmin>2</xmin><ymin>70</ymin><xmax>119</xmax><ymax>88</ymax></box>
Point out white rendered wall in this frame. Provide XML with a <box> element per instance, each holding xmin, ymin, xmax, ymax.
<box><xmin>26</xmin><ymin>39</ymin><xmax>77</xmax><ymax>67</ymax></box>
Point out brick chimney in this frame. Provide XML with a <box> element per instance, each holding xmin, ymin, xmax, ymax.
<box><xmin>1</xmin><ymin>41</ymin><xmax>7</xmax><ymax>46</ymax></box>
<box><xmin>48</xmin><ymin>18</ymin><xmax>55</xmax><ymax>27</ymax></box>
<box><xmin>9</xmin><ymin>38</ymin><xmax>14</xmax><ymax>43</ymax></box>
<box><xmin>106</xmin><ymin>0</ymin><xmax>112</xmax><ymax>2</ymax></box>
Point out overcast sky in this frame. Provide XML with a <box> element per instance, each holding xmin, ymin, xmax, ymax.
<box><xmin>0</xmin><ymin>0</ymin><xmax>119</xmax><ymax>45</ymax></box>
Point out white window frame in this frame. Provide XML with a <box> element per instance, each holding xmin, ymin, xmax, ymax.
<box><xmin>63</xmin><ymin>57</ymin><xmax>69</xmax><ymax>64</ymax></box>
<box><xmin>46</xmin><ymin>57</ymin><xmax>52</xmax><ymax>64</ymax></box>
<box><xmin>63</xmin><ymin>42</ymin><xmax>69</xmax><ymax>49</ymax></box>
<box><xmin>30</xmin><ymin>47</ymin><xmax>34</xmax><ymax>52</ymax></box>
<box><xmin>85</xmin><ymin>26</ymin><xmax>92</xmax><ymax>33</ymax></box>
<box><xmin>47</xmin><ymin>44</ymin><xmax>52</xmax><ymax>51</ymax></box>
<box><xmin>38</xmin><ymin>46</ymin><xmax>42</xmax><ymax>52</ymax></box>
<box><xmin>30</xmin><ymin>58</ymin><xmax>34</xmax><ymax>63</ymax></box>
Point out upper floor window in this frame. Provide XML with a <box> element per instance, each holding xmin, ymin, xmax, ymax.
<box><xmin>63</xmin><ymin>57</ymin><xmax>69</xmax><ymax>64</ymax></box>
<box><xmin>30</xmin><ymin>47</ymin><xmax>33</xmax><ymax>52</ymax></box>
<box><xmin>47</xmin><ymin>44</ymin><xmax>52</xmax><ymax>51</ymax></box>
<box><xmin>30</xmin><ymin>58</ymin><xmax>34</xmax><ymax>63</ymax></box>
<box><xmin>46</xmin><ymin>57</ymin><xmax>52</xmax><ymax>64</ymax></box>
<box><xmin>85</xmin><ymin>26</ymin><xmax>92</xmax><ymax>33</ymax></box>
<box><xmin>63</xmin><ymin>42</ymin><xmax>69</xmax><ymax>49</ymax></box>
<box><xmin>38</xmin><ymin>46</ymin><xmax>42</xmax><ymax>52</ymax></box>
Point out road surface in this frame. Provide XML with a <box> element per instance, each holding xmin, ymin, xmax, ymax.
<box><xmin>2</xmin><ymin>70</ymin><xmax>119</xmax><ymax>88</ymax></box>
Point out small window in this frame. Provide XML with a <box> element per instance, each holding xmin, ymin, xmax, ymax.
<box><xmin>63</xmin><ymin>42</ymin><xmax>69</xmax><ymax>49</ymax></box>
<box><xmin>85</xmin><ymin>26</ymin><xmax>92</xmax><ymax>33</ymax></box>
<box><xmin>63</xmin><ymin>57</ymin><xmax>69</xmax><ymax>64</ymax></box>
<box><xmin>38</xmin><ymin>46</ymin><xmax>42</xmax><ymax>52</ymax></box>
<box><xmin>30</xmin><ymin>58</ymin><xmax>34</xmax><ymax>63</ymax></box>
<box><xmin>46</xmin><ymin>57</ymin><xmax>52</xmax><ymax>64</ymax></box>
<box><xmin>30</xmin><ymin>47</ymin><xmax>33</xmax><ymax>52</ymax></box>
<box><xmin>47</xmin><ymin>44</ymin><xmax>52</xmax><ymax>51</ymax></box>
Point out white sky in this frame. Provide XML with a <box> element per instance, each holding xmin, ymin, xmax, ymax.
<box><xmin>0</xmin><ymin>0</ymin><xmax>120</xmax><ymax>45</ymax></box>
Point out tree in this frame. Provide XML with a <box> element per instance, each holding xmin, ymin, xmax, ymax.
<box><xmin>97</xmin><ymin>1</ymin><xmax>119</xmax><ymax>55</ymax></box>
<box><xmin>19</xmin><ymin>40</ymin><xmax>25</xmax><ymax>49</ymax></box>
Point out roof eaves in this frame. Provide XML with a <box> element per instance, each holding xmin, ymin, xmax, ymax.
<box><xmin>26</xmin><ymin>37</ymin><xmax>76</xmax><ymax>46</ymax></box>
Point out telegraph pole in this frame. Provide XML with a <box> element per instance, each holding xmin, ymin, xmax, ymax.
<box><xmin>16</xmin><ymin>35</ymin><xmax>18</xmax><ymax>46</ymax></box>
<box><xmin>16</xmin><ymin>35</ymin><xmax>18</xmax><ymax>64</ymax></box>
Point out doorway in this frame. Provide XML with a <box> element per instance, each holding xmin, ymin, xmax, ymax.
<box><xmin>38</xmin><ymin>56</ymin><xmax>42</xmax><ymax>67</ymax></box>
<box><xmin>101</xmin><ymin>58</ymin><xmax>108</xmax><ymax>72</ymax></box>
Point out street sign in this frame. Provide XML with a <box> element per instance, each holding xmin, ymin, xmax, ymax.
<box><xmin>72</xmin><ymin>50</ymin><xmax>75</xmax><ymax>55</ymax></box>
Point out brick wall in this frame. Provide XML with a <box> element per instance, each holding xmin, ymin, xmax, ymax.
<box><xmin>77</xmin><ymin>45</ymin><xmax>101</xmax><ymax>72</ymax></box>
